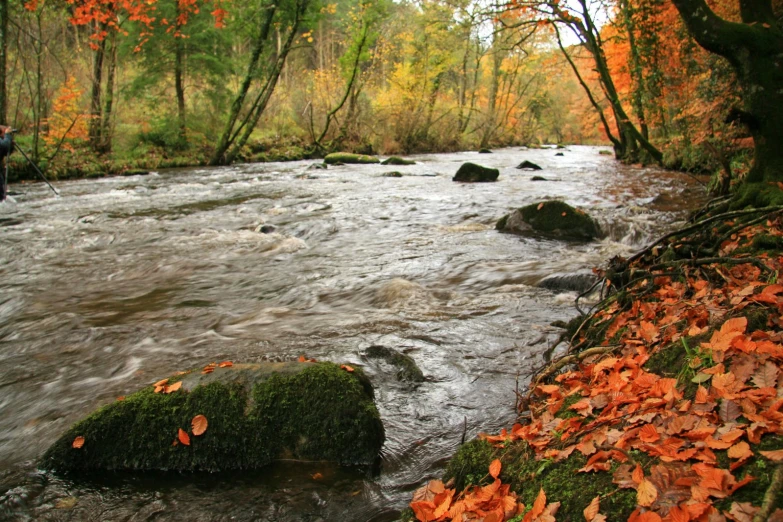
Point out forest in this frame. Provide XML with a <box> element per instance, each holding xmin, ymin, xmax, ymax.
<box><xmin>0</xmin><ymin>0</ymin><xmax>774</xmax><ymax>184</ymax></box>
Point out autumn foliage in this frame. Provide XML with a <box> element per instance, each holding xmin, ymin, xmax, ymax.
<box><xmin>412</xmin><ymin>208</ymin><xmax>783</xmax><ymax>520</ymax></box>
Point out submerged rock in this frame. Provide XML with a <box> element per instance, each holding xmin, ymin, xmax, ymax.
<box><xmin>538</xmin><ymin>271</ymin><xmax>599</xmax><ymax>293</ymax></box>
<box><xmin>364</xmin><ymin>345</ymin><xmax>425</xmax><ymax>383</ymax></box>
<box><xmin>531</xmin><ymin>176</ymin><xmax>548</xmax><ymax>181</ymax></box>
<box><xmin>381</xmin><ymin>156</ymin><xmax>416</xmax><ymax>166</ymax></box>
<box><xmin>382</xmin><ymin>171</ymin><xmax>404</xmax><ymax>178</ymax></box>
<box><xmin>324</xmin><ymin>152</ymin><xmax>380</xmax><ymax>165</ymax></box>
<box><xmin>41</xmin><ymin>362</ymin><xmax>384</xmax><ymax>472</ymax></box>
<box><xmin>453</xmin><ymin>163</ymin><xmax>499</xmax><ymax>183</ymax></box>
<box><xmin>516</xmin><ymin>161</ymin><xmax>542</xmax><ymax>171</ymax></box>
<box><xmin>478</xmin><ymin>148</ymin><xmax>493</xmax><ymax>154</ymax></box>
<box><xmin>496</xmin><ymin>201</ymin><xmax>601</xmax><ymax>241</ymax></box>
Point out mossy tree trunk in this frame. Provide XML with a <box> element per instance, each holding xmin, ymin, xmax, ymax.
<box><xmin>671</xmin><ymin>0</ymin><xmax>783</xmax><ymax>183</ymax></box>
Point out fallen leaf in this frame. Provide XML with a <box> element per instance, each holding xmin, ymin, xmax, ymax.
<box><xmin>191</xmin><ymin>414</ymin><xmax>208</xmax><ymax>436</ymax></box>
<box><xmin>637</xmin><ymin>478</ymin><xmax>658</xmax><ymax>507</ymax></box>
<box><xmin>311</xmin><ymin>472</ymin><xmax>323</xmax><ymax>480</ymax></box>
<box><xmin>341</xmin><ymin>364</ymin><xmax>355</xmax><ymax>372</ymax></box>
<box><xmin>165</xmin><ymin>381</ymin><xmax>182</xmax><ymax>393</ymax></box>
<box><xmin>489</xmin><ymin>458</ymin><xmax>502</xmax><ymax>479</ymax></box>
<box><xmin>760</xmin><ymin>449</ymin><xmax>783</xmax><ymax>461</ymax></box>
<box><xmin>537</xmin><ymin>203</ymin><xmax>544</xmax><ymax>210</ymax></box>
<box><xmin>583</xmin><ymin>496</ymin><xmax>600</xmax><ymax>521</ymax></box>
<box><xmin>178</xmin><ymin>428</ymin><xmax>191</xmax><ymax>446</ymax></box>
<box><xmin>218</xmin><ymin>361</ymin><xmax>233</xmax><ymax>368</ymax></box>
<box><xmin>72</xmin><ymin>436</ymin><xmax>85</xmax><ymax>449</ymax></box>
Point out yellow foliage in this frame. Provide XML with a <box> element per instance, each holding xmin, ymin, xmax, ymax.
<box><xmin>44</xmin><ymin>76</ymin><xmax>89</xmax><ymax>150</ymax></box>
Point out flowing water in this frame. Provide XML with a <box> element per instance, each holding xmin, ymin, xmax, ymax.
<box><xmin>0</xmin><ymin>146</ymin><xmax>705</xmax><ymax>521</ymax></box>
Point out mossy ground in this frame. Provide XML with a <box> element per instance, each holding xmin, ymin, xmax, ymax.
<box><xmin>41</xmin><ymin>363</ymin><xmax>384</xmax><ymax>473</ymax></box>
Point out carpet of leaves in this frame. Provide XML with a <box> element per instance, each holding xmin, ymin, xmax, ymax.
<box><xmin>411</xmin><ymin>218</ymin><xmax>783</xmax><ymax>521</ymax></box>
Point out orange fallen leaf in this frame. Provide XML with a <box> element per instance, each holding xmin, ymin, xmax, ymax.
<box><xmin>72</xmin><ymin>436</ymin><xmax>85</xmax><ymax>449</ymax></box>
<box><xmin>201</xmin><ymin>367</ymin><xmax>214</xmax><ymax>374</ymax></box>
<box><xmin>583</xmin><ymin>496</ymin><xmax>600</xmax><ymax>521</ymax></box>
<box><xmin>341</xmin><ymin>364</ymin><xmax>355</xmax><ymax>372</ymax></box>
<box><xmin>191</xmin><ymin>415</ymin><xmax>208</xmax><ymax>436</ymax></box>
<box><xmin>561</xmin><ymin>212</ymin><xmax>567</xmax><ymax>216</ymax></box>
<box><xmin>153</xmin><ymin>378</ymin><xmax>169</xmax><ymax>387</ymax></box>
<box><xmin>116</xmin><ymin>396</ymin><xmax>125</xmax><ymax>401</ymax></box>
<box><xmin>311</xmin><ymin>472</ymin><xmax>323</xmax><ymax>480</ymax></box>
<box><xmin>728</xmin><ymin>441</ymin><xmax>753</xmax><ymax>461</ymax></box>
<box><xmin>537</xmin><ymin>203</ymin><xmax>544</xmax><ymax>210</ymax></box>
<box><xmin>178</xmin><ymin>428</ymin><xmax>191</xmax><ymax>446</ymax></box>
<box><xmin>760</xmin><ymin>449</ymin><xmax>783</xmax><ymax>461</ymax></box>
<box><xmin>218</xmin><ymin>361</ymin><xmax>233</xmax><ymax>368</ymax></box>
<box><xmin>165</xmin><ymin>381</ymin><xmax>182</xmax><ymax>393</ymax></box>
<box><xmin>298</xmin><ymin>355</ymin><xmax>306</xmax><ymax>362</ymax></box>
<box><xmin>489</xmin><ymin>458</ymin><xmax>502</xmax><ymax>479</ymax></box>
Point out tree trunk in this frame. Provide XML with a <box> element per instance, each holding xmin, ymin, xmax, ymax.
<box><xmin>0</xmin><ymin>0</ymin><xmax>8</xmax><ymax>124</ymax></box>
<box><xmin>100</xmin><ymin>32</ymin><xmax>117</xmax><ymax>154</ymax></box>
<box><xmin>89</xmin><ymin>35</ymin><xmax>106</xmax><ymax>152</ymax></box>
<box><xmin>175</xmin><ymin>36</ymin><xmax>186</xmax><ymax>142</ymax></box>
<box><xmin>671</xmin><ymin>0</ymin><xmax>783</xmax><ymax>182</ymax></box>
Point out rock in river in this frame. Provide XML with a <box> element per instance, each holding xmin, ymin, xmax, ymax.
<box><xmin>496</xmin><ymin>200</ymin><xmax>601</xmax><ymax>241</ymax></box>
<box><xmin>381</xmin><ymin>156</ymin><xmax>416</xmax><ymax>166</ymax></box>
<box><xmin>324</xmin><ymin>152</ymin><xmax>380</xmax><ymax>165</ymax></box>
<box><xmin>41</xmin><ymin>362</ymin><xmax>385</xmax><ymax>472</ymax></box>
<box><xmin>453</xmin><ymin>163</ymin><xmax>499</xmax><ymax>183</ymax></box>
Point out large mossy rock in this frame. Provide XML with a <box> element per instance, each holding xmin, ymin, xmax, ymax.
<box><xmin>41</xmin><ymin>362</ymin><xmax>384</xmax><ymax>473</ymax></box>
<box><xmin>453</xmin><ymin>163</ymin><xmax>499</xmax><ymax>182</ymax></box>
<box><xmin>496</xmin><ymin>200</ymin><xmax>601</xmax><ymax>241</ymax></box>
<box><xmin>324</xmin><ymin>152</ymin><xmax>380</xmax><ymax>165</ymax></box>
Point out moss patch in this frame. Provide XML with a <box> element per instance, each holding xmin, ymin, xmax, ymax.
<box><xmin>364</xmin><ymin>345</ymin><xmax>425</xmax><ymax>383</ymax></box>
<box><xmin>41</xmin><ymin>362</ymin><xmax>384</xmax><ymax>473</ymax></box>
<box><xmin>498</xmin><ymin>201</ymin><xmax>601</xmax><ymax>241</ymax></box>
<box><xmin>452</xmin><ymin>163</ymin><xmax>499</xmax><ymax>182</ymax></box>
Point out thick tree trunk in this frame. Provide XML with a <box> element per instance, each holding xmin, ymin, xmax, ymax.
<box><xmin>671</xmin><ymin>0</ymin><xmax>783</xmax><ymax>182</ymax></box>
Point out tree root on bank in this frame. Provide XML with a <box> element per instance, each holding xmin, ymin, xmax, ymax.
<box><xmin>527</xmin><ymin>345</ymin><xmax>619</xmax><ymax>399</ymax></box>
<box><xmin>753</xmin><ymin>464</ymin><xmax>783</xmax><ymax>522</ymax></box>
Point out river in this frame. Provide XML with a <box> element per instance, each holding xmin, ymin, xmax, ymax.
<box><xmin>0</xmin><ymin>146</ymin><xmax>704</xmax><ymax>521</ymax></box>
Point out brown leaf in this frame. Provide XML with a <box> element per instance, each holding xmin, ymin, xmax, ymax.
<box><xmin>191</xmin><ymin>414</ymin><xmax>208</xmax><ymax>436</ymax></box>
<box><xmin>727</xmin><ymin>501</ymin><xmax>759</xmax><ymax>522</ymax></box>
<box><xmin>637</xmin><ymin>478</ymin><xmax>658</xmax><ymax>507</ymax></box>
<box><xmin>752</xmin><ymin>361</ymin><xmax>779</xmax><ymax>388</ymax></box>
<box><xmin>719</xmin><ymin>400</ymin><xmax>742</xmax><ymax>422</ymax></box>
<box><xmin>72</xmin><ymin>436</ymin><xmax>85</xmax><ymax>449</ymax></box>
<box><xmin>311</xmin><ymin>472</ymin><xmax>323</xmax><ymax>480</ymax></box>
<box><xmin>583</xmin><ymin>496</ymin><xmax>600</xmax><ymax>521</ymax></box>
<box><xmin>178</xmin><ymin>428</ymin><xmax>191</xmax><ymax>446</ymax></box>
<box><xmin>489</xmin><ymin>458</ymin><xmax>502</xmax><ymax>479</ymax></box>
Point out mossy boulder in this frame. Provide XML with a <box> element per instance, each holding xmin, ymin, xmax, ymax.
<box><xmin>381</xmin><ymin>156</ymin><xmax>416</xmax><ymax>166</ymax></box>
<box><xmin>496</xmin><ymin>200</ymin><xmax>601</xmax><ymax>241</ymax></box>
<box><xmin>41</xmin><ymin>362</ymin><xmax>384</xmax><ymax>473</ymax></box>
<box><xmin>323</xmin><ymin>152</ymin><xmax>380</xmax><ymax>165</ymax></box>
<box><xmin>453</xmin><ymin>163</ymin><xmax>499</xmax><ymax>183</ymax></box>
<box><xmin>516</xmin><ymin>160</ymin><xmax>542</xmax><ymax>170</ymax></box>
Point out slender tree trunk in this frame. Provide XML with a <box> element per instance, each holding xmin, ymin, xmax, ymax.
<box><xmin>89</xmin><ymin>34</ymin><xmax>106</xmax><ymax>152</ymax></box>
<box><xmin>100</xmin><ymin>32</ymin><xmax>117</xmax><ymax>154</ymax></box>
<box><xmin>0</xmin><ymin>0</ymin><xmax>8</xmax><ymax>124</ymax></box>
<box><xmin>175</xmin><ymin>35</ymin><xmax>186</xmax><ymax>141</ymax></box>
<box><xmin>671</xmin><ymin>0</ymin><xmax>783</xmax><ymax>182</ymax></box>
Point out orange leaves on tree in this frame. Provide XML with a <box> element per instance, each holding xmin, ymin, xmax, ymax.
<box><xmin>44</xmin><ymin>76</ymin><xmax>89</xmax><ymax>151</ymax></box>
<box><xmin>177</xmin><ymin>428</ymin><xmax>190</xmax><ymax>446</ymax></box>
<box><xmin>191</xmin><ymin>415</ymin><xmax>208</xmax><ymax>436</ymax></box>
<box><xmin>72</xmin><ymin>436</ymin><xmax>85</xmax><ymax>449</ymax></box>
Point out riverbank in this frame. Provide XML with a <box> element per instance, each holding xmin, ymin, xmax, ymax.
<box><xmin>405</xmin><ymin>185</ymin><xmax>783</xmax><ymax>521</ymax></box>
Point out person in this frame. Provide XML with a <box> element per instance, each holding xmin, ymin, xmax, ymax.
<box><xmin>0</xmin><ymin>125</ymin><xmax>13</xmax><ymax>201</ymax></box>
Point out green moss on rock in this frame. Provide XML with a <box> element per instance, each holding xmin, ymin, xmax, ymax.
<box><xmin>497</xmin><ymin>201</ymin><xmax>601</xmax><ymax>241</ymax></box>
<box><xmin>444</xmin><ymin>439</ymin><xmax>496</xmax><ymax>492</ymax></box>
<box><xmin>381</xmin><ymin>156</ymin><xmax>416</xmax><ymax>166</ymax></box>
<box><xmin>324</xmin><ymin>152</ymin><xmax>380</xmax><ymax>165</ymax></box>
<box><xmin>41</xmin><ymin>362</ymin><xmax>384</xmax><ymax>473</ymax></box>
